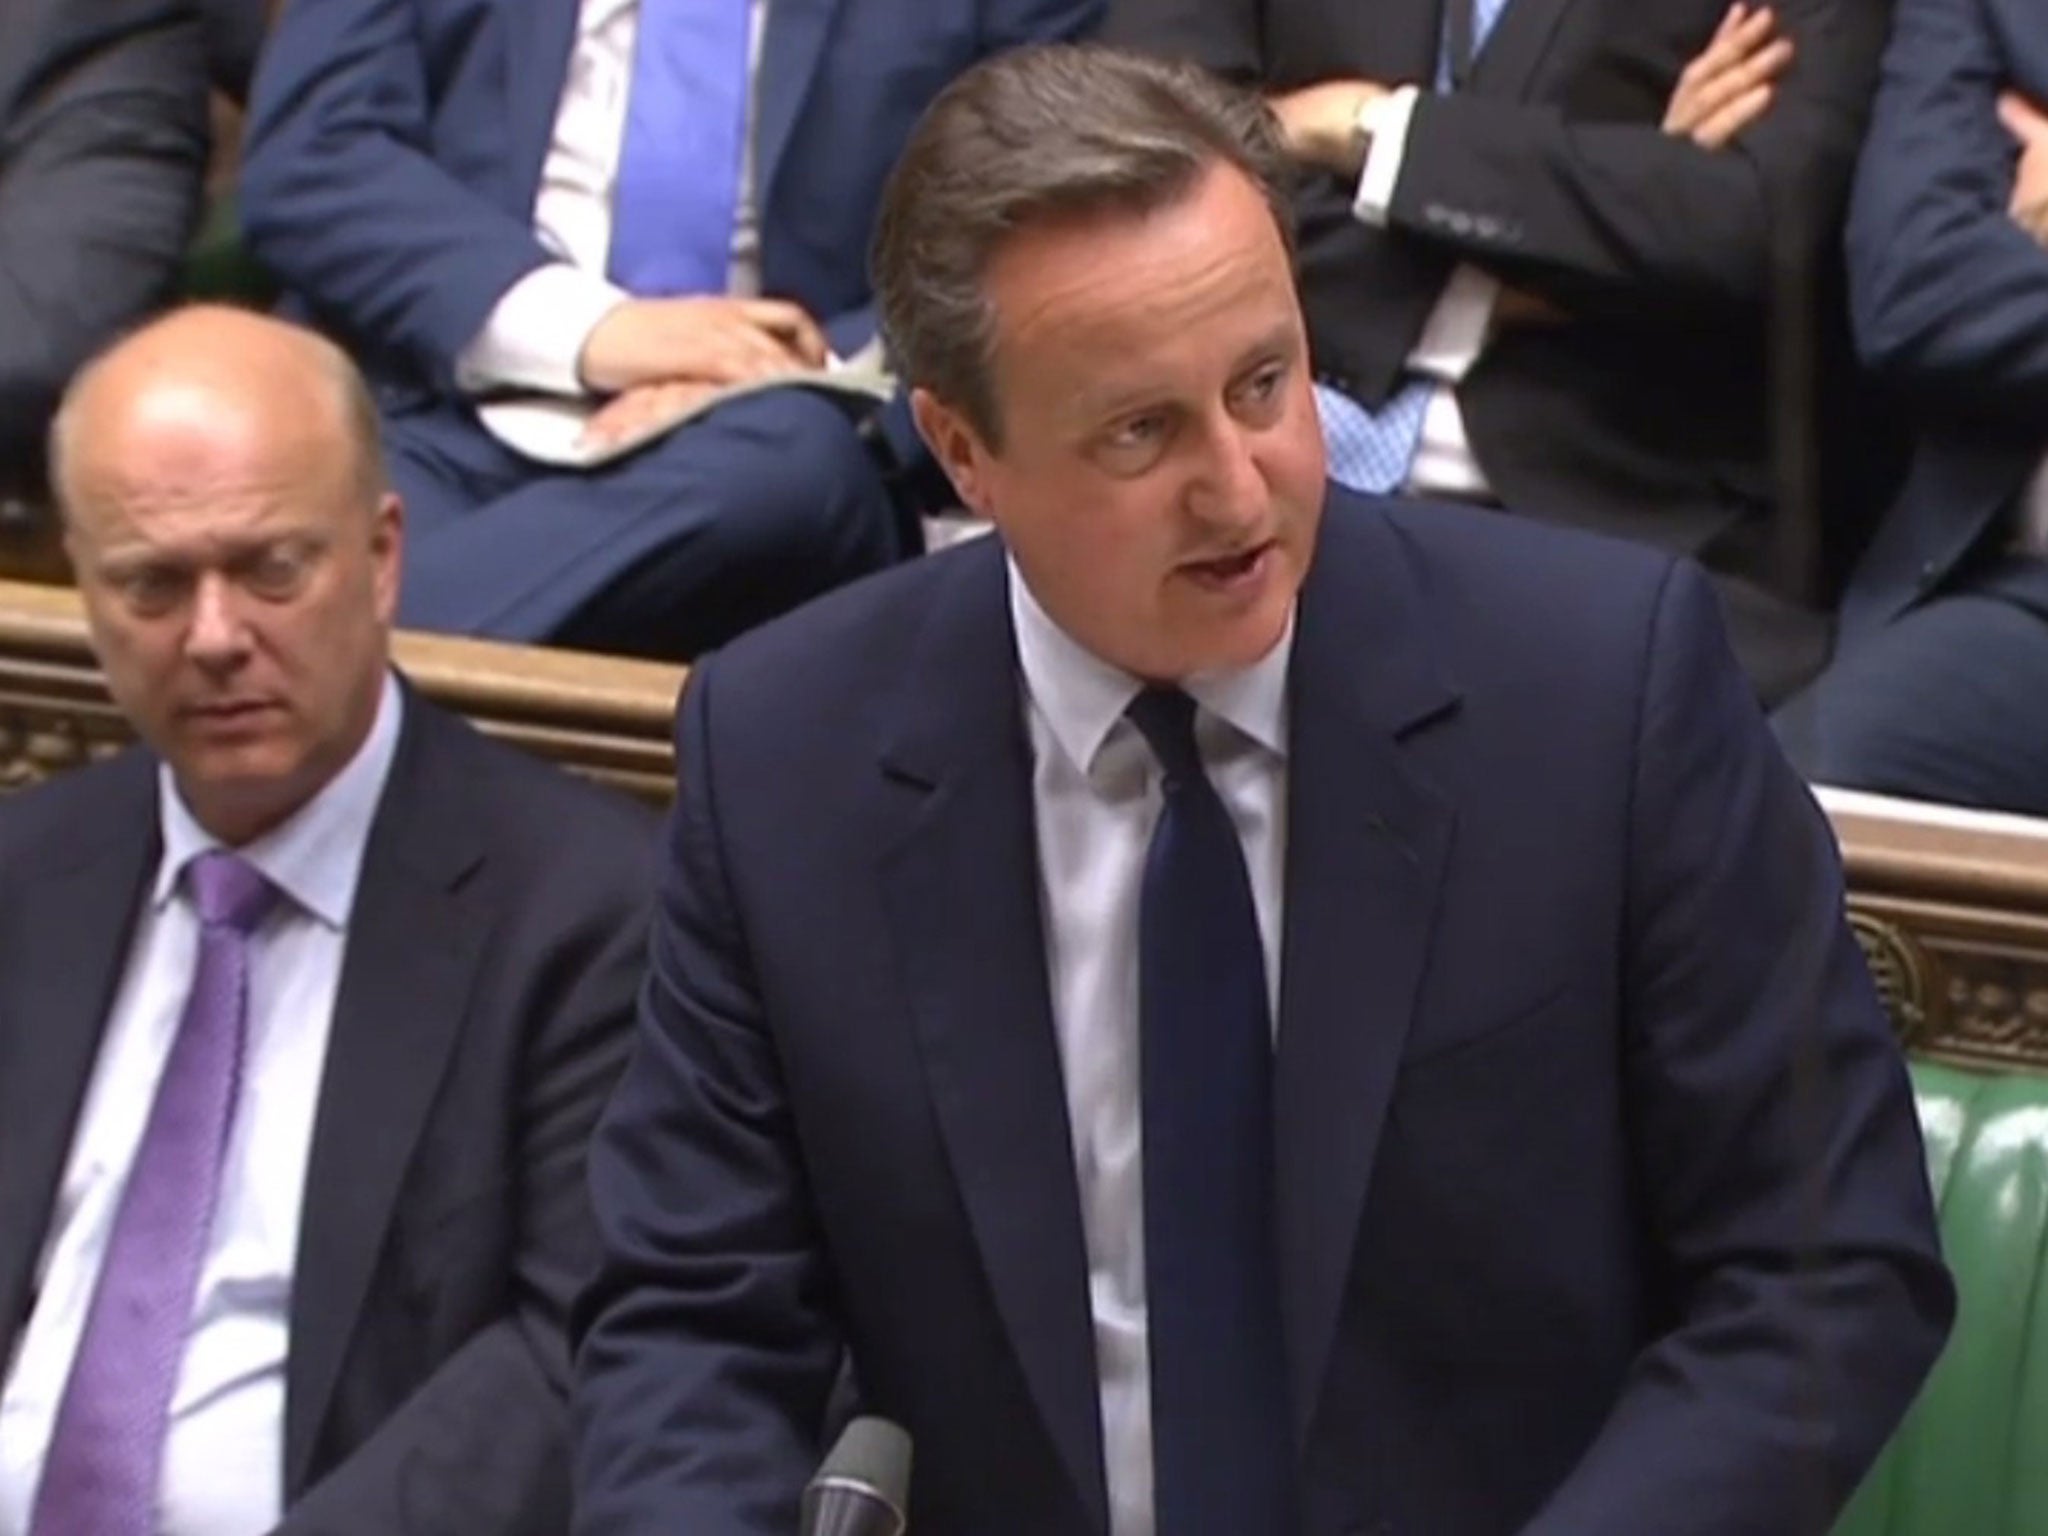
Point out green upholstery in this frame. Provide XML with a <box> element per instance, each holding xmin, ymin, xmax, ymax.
<box><xmin>180</xmin><ymin>193</ymin><xmax>276</xmax><ymax>306</ymax></box>
<box><xmin>1835</xmin><ymin>1061</ymin><xmax>2048</xmax><ymax>1535</ymax></box>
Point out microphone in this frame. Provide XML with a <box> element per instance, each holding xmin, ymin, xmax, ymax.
<box><xmin>801</xmin><ymin>1416</ymin><xmax>913</xmax><ymax>1536</ymax></box>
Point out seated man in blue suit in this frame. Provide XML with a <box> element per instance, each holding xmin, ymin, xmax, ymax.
<box><xmin>1776</xmin><ymin>0</ymin><xmax>2048</xmax><ymax>815</ymax></box>
<box><xmin>573</xmin><ymin>45</ymin><xmax>1952</xmax><ymax>1536</ymax></box>
<box><xmin>239</xmin><ymin>0</ymin><xmax>1100</xmax><ymax>659</ymax></box>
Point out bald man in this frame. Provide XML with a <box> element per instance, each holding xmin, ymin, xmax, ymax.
<box><xmin>0</xmin><ymin>305</ymin><xmax>655</xmax><ymax>1536</ymax></box>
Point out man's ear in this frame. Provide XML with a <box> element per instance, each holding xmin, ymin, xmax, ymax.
<box><xmin>910</xmin><ymin>387</ymin><xmax>994</xmax><ymax>519</ymax></box>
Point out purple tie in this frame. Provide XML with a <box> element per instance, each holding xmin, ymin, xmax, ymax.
<box><xmin>30</xmin><ymin>851</ymin><xmax>276</xmax><ymax>1536</ymax></box>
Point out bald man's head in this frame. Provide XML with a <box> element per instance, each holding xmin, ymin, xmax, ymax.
<box><xmin>50</xmin><ymin>304</ymin><xmax>386</xmax><ymax>522</ymax></box>
<box><xmin>54</xmin><ymin>305</ymin><xmax>406</xmax><ymax>846</ymax></box>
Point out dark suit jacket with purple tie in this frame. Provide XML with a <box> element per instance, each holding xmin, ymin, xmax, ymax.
<box><xmin>572</xmin><ymin>492</ymin><xmax>1953</xmax><ymax>1535</ymax></box>
<box><xmin>0</xmin><ymin>691</ymin><xmax>655</xmax><ymax>1534</ymax></box>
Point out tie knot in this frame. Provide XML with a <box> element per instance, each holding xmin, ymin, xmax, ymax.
<box><xmin>185</xmin><ymin>850</ymin><xmax>276</xmax><ymax>934</ymax></box>
<box><xmin>1126</xmin><ymin>686</ymin><xmax>1204</xmax><ymax>788</ymax></box>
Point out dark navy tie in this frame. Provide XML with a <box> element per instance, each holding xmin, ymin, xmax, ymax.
<box><xmin>1126</xmin><ymin>687</ymin><xmax>1293</xmax><ymax>1535</ymax></box>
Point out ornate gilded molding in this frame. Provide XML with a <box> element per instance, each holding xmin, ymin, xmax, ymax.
<box><xmin>0</xmin><ymin>704</ymin><xmax>124</xmax><ymax>791</ymax></box>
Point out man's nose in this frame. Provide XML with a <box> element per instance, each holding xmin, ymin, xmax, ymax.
<box><xmin>183</xmin><ymin>573</ymin><xmax>252</xmax><ymax>667</ymax></box>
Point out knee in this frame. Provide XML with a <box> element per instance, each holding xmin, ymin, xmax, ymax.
<box><xmin>651</xmin><ymin>391</ymin><xmax>903</xmax><ymax>577</ymax></box>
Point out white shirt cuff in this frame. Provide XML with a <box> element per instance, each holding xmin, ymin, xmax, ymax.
<box><xmin>453</xmin><ymin>264</ymin><xmax>631</xmax><ymax>398</ymax></box>
<box><xmin>1352</xmin><ymin>85</ymin><xmax>1422</xmax><ymax>229</ymax></box>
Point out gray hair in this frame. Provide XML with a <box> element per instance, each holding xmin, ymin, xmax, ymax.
<box><xmin>870</xmin><ymin>44</ymin><xmax>1295</xmax><ymax>447</ymax></box>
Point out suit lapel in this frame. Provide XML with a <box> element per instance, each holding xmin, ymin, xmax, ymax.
<box><xmin>0</xmin><ymin>756</ymin><xmax>158</xmax><ymax>1355</ymax></box>
<box><xmin>876</xmin><ymin>543</ymin><xmax>1111</xmax><ymax>1534</ymax></box>
<box><xmin>506</xmin><ymin>0</ymin><xmax>583</xmax><ymax>215</ymax></box>
<box><xmin>752</xmin><ymin>0</ymin><xmax>842</xmax><ymax>219</ymax></box>
<box><xmin>1466</xmin><ymin>0</ymin><xmax>1584</xmax><ymax>100</ymax></box>
<box><xmin>284</xmin><ymin>698</ymin><xmax>487</xmax><ymax>1493</ymax></box>
<box><xmin>1273</xmin><ymin>500</ymin><xmax>1459</xmax><ymax>1442</ymax></box>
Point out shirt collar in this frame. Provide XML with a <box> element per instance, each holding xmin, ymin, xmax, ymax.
<box><xmin>152</xmin><ymin>672</ymin><xmax>406</xmax><ymax>930</ymax></box>
<box><xmin>1008</xmin><ymin>554</ymin><xmax>1293</xmax><ymax>778</ymax></box>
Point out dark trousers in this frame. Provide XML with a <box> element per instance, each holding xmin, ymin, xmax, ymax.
<box><xmin>384</xmin><ymin>386</ymin><xmax>905</xmax><ymax>660</ymax></box>
<box><xmin>1774</xmin><ymin>586</ymin><xmax>2048</xmax><ymax>816</ymax></box>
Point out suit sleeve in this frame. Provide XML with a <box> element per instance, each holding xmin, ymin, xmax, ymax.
<box><xmin>572</xmin><ymin>656</ymin><xmax>846</xmax><ymax>1536</ymax></box>
<box><xmin>0</xmin><ymin>0</ymin><xmax>207</xmax><ymax>492</ymax></box>
<box><xmin>1844</xmin><ymin>0</ymin><xmax>2048</xmax><ymax>426</ymax></box>
<box><xmin>1518</xmin><ymin>563</ymin><xmax>1953</xmax><ymax>1535</ymax></box>
<box><xmin>1383</xmin><ymin>0</ymin><xmax>1886</xmax><ymax>318</ymax></box>
<box><xmin>238</xmin><ymin>0</ymin><xmax>558</xmax><ymax>391</ymax></box>
<box><xmin>273</xmin><ymin>827</ymin><xmax>650</xmax><ymax>1536</ymax></box>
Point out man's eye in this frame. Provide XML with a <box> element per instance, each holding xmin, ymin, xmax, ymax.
<box><xmin>245</xmin><ymin>546</ymin><xmax>313</xmax><ymax>598</ymax></box>
<box><xmin>1235</xmin><ymin>364</ymin><xmax>1287</xmax><ymax>410</ymax></box>
<box><xmin>1109</xmin><ymin>414</ymin><xmax>1166</xmax><ymax>449</ymax></box>
<box><xmin>119</xmin><ymin>568</ymin><xmax>188</xmax><ymax>612</ymax></box>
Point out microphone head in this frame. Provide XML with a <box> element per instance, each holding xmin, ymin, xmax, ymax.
<box><xmin>802</xmin><ymin>1416</ymin><xmax>913</xmax><ymax>1536</ymax></box>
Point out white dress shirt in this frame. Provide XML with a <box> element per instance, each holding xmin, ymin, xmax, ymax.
<box><xmin>455</xmin><ymin>0</ymin><xmax>772</xmax><ymax>400</ymax></box>
<box><xmin>0</xmin><ymin>675</ymin><xmax>404</xmax><ymax>1536</ymax></box>
<box><xmin>1010</xmin><ymin>562</ymin><xmax>1292</xmax><ymax>1536</ymax></box>
<box><xmin>1353</xmin><ymin>87</ymin><xmax>1502</xmax><ymax>502</ymax></box>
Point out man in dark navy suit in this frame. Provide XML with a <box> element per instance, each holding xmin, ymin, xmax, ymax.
<box><xmin>574</xmin><ymin>45</ymin><xmax>1950</xmax><ymax>1536</ymax></box>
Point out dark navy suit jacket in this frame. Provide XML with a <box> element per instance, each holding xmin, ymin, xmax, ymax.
<box><xmin>239</xmin><ymin>0</ymin><xmax>1101</xmax><ymax>409</ymax></box>
<box><xmin>0</xmin><ymin>694</ymin><xmax>654</xmax><ymax>1534</ymax></box>
<box><xmin>1841</xmin><ymin>0</ymin><xmax>2048</xmax><ymax>636</ymax></box>
<box><xmin>574</xmin><ymin>493</ymin><xmax>1952</xmax><ymax>1535</ymax></box>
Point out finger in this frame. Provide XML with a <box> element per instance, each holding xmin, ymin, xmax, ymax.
<box><xmin>739</xmin><ymin>301</ymin><xmax>830</xmax><ymax>367</ymax></box>
<box><xmin>1694</xmin><ymin>83</ymin><xmax>1773</xmax><ymax>150</ymax></box>
<box><xmin>705</xmin><ymin>335</ymin><xmax>806</xmax><ymax>386</ymax></box>
<box><xmin>1999</xmin><ymin>91</ymin><xmax>2043</xmax><ymax>142</ymax></box>
<box><xmin>578</xmin><ymin>396</ymin><xmax>648</xmax><ymax>451</ymax></box>
<box><xmin>1683</xmin><ymin>35</ymin><xmax>1792</xmax><ymax>127</ymax></box>
<box><xmin>1668</xmin><ymin>4</ymin><xmax>1773</xmax><ymax>127</ymax></box>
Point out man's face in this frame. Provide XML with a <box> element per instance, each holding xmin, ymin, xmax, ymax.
<box><xmin>65</xmin><ymin>401</ymin><xmax>401</xmax><ymax>844</ymax></box>
<box><xmin>915</xmin><ymin>161</ymin><xmax>1327</xmax><ymax>681</ymax></box>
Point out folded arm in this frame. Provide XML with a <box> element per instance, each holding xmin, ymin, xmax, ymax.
<box><xmin>1383</xmin><ymin>0</ymin><xmax>1883</xmax><ymax>318</ymax></box>
<box><xmin>1845</xmin><ymin>0</ymin><xmax>2048</xmax><ymax>426</ymax></box>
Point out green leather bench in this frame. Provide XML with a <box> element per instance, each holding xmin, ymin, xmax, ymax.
<box><xmin>1837</xmin><ymin>1060</ymin><xmax>2048</xmax><ymax>1535</ymax></box>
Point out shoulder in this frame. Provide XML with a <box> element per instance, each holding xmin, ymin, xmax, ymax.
<box><xmin>1348</xmin><ymin>493</ymin><xmax>1682</xmax><ymax>656</ymax></box>
<box><xmin>686</xmin><ymin>535</ymin><xmax>1000</xmax><ymax>739</ymax></box>
<box><xmin>397</xmin><ymin>695</ymin><xmax>661</xmax><ymax>898</ymax></box>
<box><xmin>0</xmin><ymin>747</ymin><xmax>156</xmax><ymax>879</ymax></box>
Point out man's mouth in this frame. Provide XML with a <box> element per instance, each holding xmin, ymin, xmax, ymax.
<box><xmin>1179</xmin><ymin>541</ymin><xmax>1274</xmax><ymax>588</ymax></box>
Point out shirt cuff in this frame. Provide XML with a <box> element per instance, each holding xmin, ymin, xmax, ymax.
<box><xmin>453</xmin><ymin>264</ymin><xmax>631</xmax><ymax>398</ymax></box>
<box><xmin>1352</xmin><ymin>85</ymin><xmax>1421</xmax><ymax>229</ymax></box>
